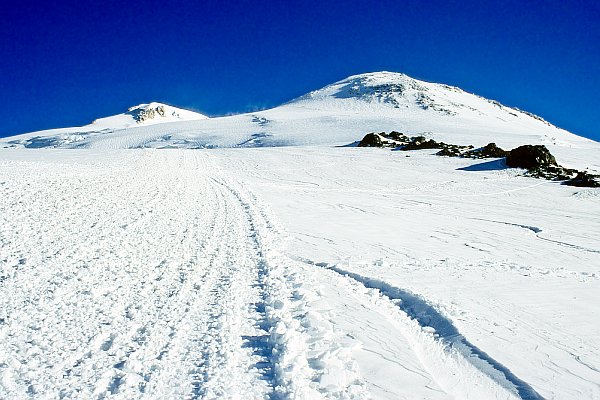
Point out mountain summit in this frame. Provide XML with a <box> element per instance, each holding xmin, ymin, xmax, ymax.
<box><xmin>289</xmin><ymin>71</ymin><xmax>555</xmax><ymax>127</ymax></box>
<box><xmin>2</xmin><ymin>72</ymin><xmax>598</xmax><ymax>171</ymax></box>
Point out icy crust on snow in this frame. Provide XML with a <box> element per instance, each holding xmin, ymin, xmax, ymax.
<box><xmin>2</xmin><ymin>72</ymin><xmax>598</xmax><ymax>171</ymax></box>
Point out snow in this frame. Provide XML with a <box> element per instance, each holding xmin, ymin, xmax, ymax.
<box><xmin>1</xmin><ymin>147</ymin><xmax>598</xmax><ymax>399</ymax></box>
<box><xmin>0</xmin><ymin>72</ymin><xmax>599</xmax><ymax>399</ymax></box>
<box><xmin>217</xmin><ymin>147</ymin><xmax>600</xmax><ymax>399</ymax></box>
<box><xmin>2</xmin><ymin>102</ymin><xmax>208</xmax><ymax>149</ymax></box>
<box><xmin>3</xmin><ymin>72</ymin><xmax>598</xmax><ymax>171</ymax></box>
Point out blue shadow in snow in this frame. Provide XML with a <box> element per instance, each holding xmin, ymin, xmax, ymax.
<box><xmin>458</xmin><ymin>159</ymin><xmax>507</xmax><ymax>172</ymax></box>
<box><xmin>337</xmin><ymin>141</ymin><xmax>360</xmax><ymax>147</ymax></box>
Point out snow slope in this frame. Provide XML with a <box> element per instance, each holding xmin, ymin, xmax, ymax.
<box><xmin>216</xmin><ymin>147</ymin><xmax>600</xmax><ymax>399</ymax></box>
<box><xmin>1</xmin><ymin>148</ymin><xmax>598</xmax><ymax>399</ymax></box>
<box><xmin>3</xmin><ymin>72</ymin><xmax>598</xmax><ymax>170</ymax></box>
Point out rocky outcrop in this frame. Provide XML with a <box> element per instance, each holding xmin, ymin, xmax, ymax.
<box><xmin>436</xmin><ymin>143</ymin><xmax>505</xmax><ymax>159</ymax></box>
<box><xmin>358</xmin><ymin>132</ymin><xmax>446</xmax><ymax>150</ymax></box>
<box><xmin>506</xmin><ymin>145</ymin><xmax>557</xmax><ymax>170</ymax></box>
<box><xmin>357</xmin><ymin>133</ymin><xmax>387</xmax><ymax>147</ymax></box>
<box><xmin>436</xmin><ymin>144</ymin><xmax>474</xmax><ymax>157</ymax></box>
<box><xmin>129</xmin><ymin>105</ymin><xmax>168</xmax><ymax>123</ymax></box>
<box><xmin>468</xmin><ymin>143</ymin><xmax>508</xmax><ymax>158</ymax></box>
<box><xmin>387</xmin><ymin>131</ymin><xmax>411</xmax><ymax>143</ymax></box>
<box><xmin>502</xmin><ymin>145</ymin><xmax>600</xmax><ymax>186</ymax></box>
<box><xmin>400</xmin><ymin>136</ymin><xmax>444</xmax><ymax>151</ymax></box>
<box><xmin>564</xmin><ymin>171</ymin><xmax>600</xmax><ymax>188</ymax></box>
<box><xmin>357</xmin><ymin>131</ymin><xmax>600</xmax><ymax>188</ymax></box>
<box><xmin>501</xmin><ymin>145</ymin><xmax>596</xmax><ymax>184</ymax></box>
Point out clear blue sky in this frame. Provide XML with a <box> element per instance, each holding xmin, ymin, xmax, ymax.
<box><xmin>1</xmin><ymin>0</ymin><xmax>599</xmax><ymax>140</ymax></box>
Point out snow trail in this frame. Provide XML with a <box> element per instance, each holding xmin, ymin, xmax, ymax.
<box><xmin>0</xmin><ymin>151</ymin><xmax>366</xmax><ymax>399</ymax></box>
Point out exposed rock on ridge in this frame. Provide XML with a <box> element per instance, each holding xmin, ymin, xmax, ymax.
<box><xmin>128</xmin><ymin>104</ymin><xmax>167</xmax><ymax>123</ymax></box>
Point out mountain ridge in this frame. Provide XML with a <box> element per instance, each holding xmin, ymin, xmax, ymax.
<box><xmin>4</xmin><ymin>72</ymin><xmax>567</xmax><ymax>137</ymax></box>
<box><xmin>2</xmin><ymin>71</ymin><xmax>598</xmax><ymax>173</ymax></box>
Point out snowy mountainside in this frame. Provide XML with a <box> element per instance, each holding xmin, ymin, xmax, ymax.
<box><xmin>2</xmin><ymin>72</ymin><xmax>598</xmax><ymax>169</ymax></box>
<box><xmin>2</xmin><ymin>102</ymin><xmax>207</xmax><ymax>149</ymax></box>
<box><xmin>94</xmin><ymin>102</ymin><xmax>208</xmax><ymax>127</ymax></box>
<box><xmin>282</xmin><ymin>72</ymin><xmax>595</xmax><ymax>151</ymax></box>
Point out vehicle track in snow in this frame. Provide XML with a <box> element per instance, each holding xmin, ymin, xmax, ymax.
<box><xmin>299</xmin><ymin>260</ymin><xmax>544</xmax><ymax>400</ymax></box>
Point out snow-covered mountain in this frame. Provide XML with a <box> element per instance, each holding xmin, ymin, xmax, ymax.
<box><xmin>3</xmin><ymin>72</ymin><xmax>598</xmax><ymax>169</ymax></box>
<box><xmin>1</xmin><ymin>73</ymin><xmax>599</xmax><ymax>399</ymax></box>
<box><xmin>2</xmin><ymin>102</ymin><xmax>208</xmax><ymax>149</ymax></box>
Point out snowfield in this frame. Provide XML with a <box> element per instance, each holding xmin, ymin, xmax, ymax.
<box><xmin>1</xmin><ymin>72</ymin><xmax>599</xmax><ymax>399</ymax></box>
<box><xmin>1</xmin><ymin>148</ymin><xmax>598</xmax><ymax>399</ymax></box>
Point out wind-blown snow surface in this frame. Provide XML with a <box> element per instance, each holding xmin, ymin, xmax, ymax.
<box><xmin>1</xmin><ymin>72</ymin><xmax>599</xmax><ymax>399</ymax></box>
<box><xmin>1</xmin><ymin>148</ymin><xmax>599</xmax><ymax>399</ymax></box>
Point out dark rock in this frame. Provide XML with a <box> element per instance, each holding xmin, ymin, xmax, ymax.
<box><xmin>437</xmin><ymin>143</ymin><xmax>473</xmax><ymax>157</ymax></box>
<box><xmin>437</xmin><ymin>147</ymin><xmax>461</xmax><ymax>157</ymax></box>
<box><xmin>387</xmin><ymin>131</ymin><xmax>409</xmax><ymax>142</ymax></box>
<box><xmin>474</xmin><ymin>143</ymin><xmax>508</xmax><ymax>158</ymax></box>
<box><xmin>356</xmin><ymin>131</ymin><xmax>599</xmax><ymax>189</ymax></box>
<box><xmin>545</xmin><ymin>166</ymin><xmax>578</xmax><ymax>181</ymax></box>
<box><xmin>401</xmin><ymin>138</ymin><xmax>443</xmax><ymax>151</ymax></box>
<box><xmin>564</xmin><ymin>171</ymin><xmax>600</xmax><ymax>188</ymax></box>
<box><xmin>358</xmin><ymin>133</ymin><xmax>384</xmax><ymax>147</ymax></box>
<box><xmin>506</xmin><ymin>145</ymin><xmax>557</xmax><ymax>170</ymax></box>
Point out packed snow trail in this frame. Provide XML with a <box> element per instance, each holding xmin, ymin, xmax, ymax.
<box><xmin>0</xmin><ymin>151</ymin><xmax>370</xmax><ymax>399</ymax></box>
<box><xmin>0</xmin><ymin>154</ymin><xmax>252</xmax><ymax>397</ymax></box>
<box><xmin>0</xmin><ymin>152</ymin><xmax>276</xmax><ymax>398</ymax></box>
<box><xmin>2</xmin><ymin>149</ymin><xmax>593</xmax><ymax>399</ymax></box>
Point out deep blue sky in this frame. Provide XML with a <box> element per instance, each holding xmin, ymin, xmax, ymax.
<box><xmin>1</xmin><ymin>0</ymin><xmax>599</xmax><ymax>140</ymax></box>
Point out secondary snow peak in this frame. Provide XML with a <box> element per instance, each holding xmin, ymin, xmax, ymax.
<box><xmin>125</xmin><ymin>102</ymin><xmax>208</xmax><ymax>124</ymax></box>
